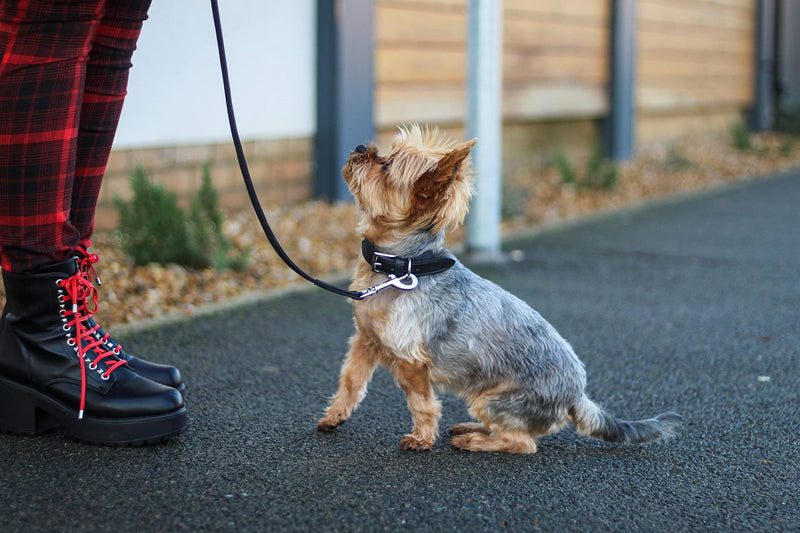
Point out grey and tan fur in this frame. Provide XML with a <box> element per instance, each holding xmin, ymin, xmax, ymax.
<box><xmin>317</xmin><ymin>125</ymin><xmax>680</xmax><ymax>453</ymax></box>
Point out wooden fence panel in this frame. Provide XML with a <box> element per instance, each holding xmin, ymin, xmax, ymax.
<box><xmin>374</xmin><ymin>0</ymin><xmax>610</xmax><ymax>127</ymax></box>
<box><xmin>638</xmin><ymin>0</ymin><xmax>755</xmax><ymax>112</ymax></box>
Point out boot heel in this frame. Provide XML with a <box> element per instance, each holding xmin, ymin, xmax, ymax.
<box><xmin>0</xmin><ymin>377</ymin><xmax>60</xmax><ymax>435</ymax></box>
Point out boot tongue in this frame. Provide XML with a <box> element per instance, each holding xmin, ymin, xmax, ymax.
<box><xmin>32</xmin><ymin>257</ymin><xmax>79</xmax><ymax>277</ymax></box>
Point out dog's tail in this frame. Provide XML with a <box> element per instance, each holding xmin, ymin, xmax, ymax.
<box><xmin>569</xmin><ymin>395</ymin><xmax>681</xmax><ymax>444</ymax></box>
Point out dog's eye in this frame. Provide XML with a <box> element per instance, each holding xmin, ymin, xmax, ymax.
<box><xmin>381</xmin><ymin>160</ymin><xmax>392</xmax><ymax>173</ymax></box>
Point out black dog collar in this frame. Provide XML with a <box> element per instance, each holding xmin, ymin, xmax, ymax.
<box><xmin>362</xmin><ymin>239</ymin><xmax>455</xmax><ymax>278</ymax></box>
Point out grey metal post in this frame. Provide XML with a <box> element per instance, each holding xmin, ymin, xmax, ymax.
<box><xmin>606</xmin><ymin>0</ymin><xmax>636</xmax><ymax>161</ymax></box>
<box><xmin>314</xmin><ymin>0</ymin><xmax>375</xmax><ymax>201</ymax></box>
<box><xmin>777</xmin><ymin>0</ymin><xmax>800</xmax><ymax>106</ymax></box>
<box><xmin>776</xmin><ymin>0</ymin><xmax>800</xmax><ymax>107</ymax></box>
<box><xmin>465</xmin><ymin>0</ymin><xmax>503</xmax><ymax>259</ymax></box>
<box><xmin>750</xmin><ymin>0</ymin><xmax>776</xmax><ymax>131</ymax></box>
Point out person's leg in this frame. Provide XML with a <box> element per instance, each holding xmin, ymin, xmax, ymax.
<box><xmin>0</xmin><ymin>0</ymin><xmax>104</xmax><ymax>273</ymax></box>
<box><xmin>71</xmin><ymin>0</ymin><xmax>152</xmax><ymax>248</ymax></box>
<box><xmin>68</xmin><ymin>0</ymin><xmax>184</xmax><ymax>392</ymax></box>
<box><xmin>0</xmin><ymin>0</ymin><xmax>185</xmax><ymax>444</ymax></box>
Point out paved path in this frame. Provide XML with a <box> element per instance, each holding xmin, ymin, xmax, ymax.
<box><xmin>1</xmin><ymin>171</ymin><xmax>798</xmax><ymax>532</ymax></box>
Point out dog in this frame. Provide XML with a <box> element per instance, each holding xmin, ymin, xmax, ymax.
<box><xmin>317</xmin><ymin>125</ymin><xmax>680</xmax><ymax>453</ymax></box>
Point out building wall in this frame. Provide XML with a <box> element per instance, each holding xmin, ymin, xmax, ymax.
<box><xmin>99</xmin><ymin>0</ymin><xmax>761</xmax><ymax>231</ymax></box>
<box><xmin>98</xmin><ymin>137</ymin><xmax>312</xmax><ymax>231</ymax></box>
<box><xmin>115</xmin><ymin>0</ymin><xmax>316</xmax><ymax>148</ymax></box>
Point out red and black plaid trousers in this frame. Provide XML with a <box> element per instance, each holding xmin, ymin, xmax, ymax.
<box><xmin>0</xmin><ymin>0</ymin><xmax>151</xmax><ymax>273</ymax></box>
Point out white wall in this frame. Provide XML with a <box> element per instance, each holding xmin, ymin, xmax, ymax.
<box><xmin>114</xmin><ymin>0</ymin><xmax>315</xmax><ymax>148</ymax></box>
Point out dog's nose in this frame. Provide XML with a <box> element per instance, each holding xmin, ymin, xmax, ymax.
<box><xmin>354</xmin><ymin>144</ymin><xmax>367</xmax><ymax>154</ymax></box>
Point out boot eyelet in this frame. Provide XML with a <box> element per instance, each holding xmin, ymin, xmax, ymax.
<box><xmin>62</xmin><ymin>324</ymin><xmax>71</xmax><ymax>331</ymax></box>
<box><xmin>89</xmin><ymin>363</ymin><xmax>98</xmax><ymax>371</ymax></box>
<box><xmin>67</xmin><ymin>338</ymin><xmax>76</xmax><ymax>346</ymax></box>
<box><xmin>101</xmin><ymin>373</ymin><xmax>111</xmax><ymax>381</ymax></box>
<box><xmin>59</xmin><ymin>310</ymin><xmax>67</xmax><ymax>317</ymax></box>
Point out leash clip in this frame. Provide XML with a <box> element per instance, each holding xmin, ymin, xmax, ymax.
<box><xmin>360</xmin><ymin>257</ymin><xmax>419</xmax><ymax>299</ymax></box>
<box><xmin>359</xmin><ymin>273</ymin><xmax>419</xmax><ymax>299</ymax></box>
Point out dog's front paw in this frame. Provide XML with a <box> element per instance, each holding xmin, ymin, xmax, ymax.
<box><xmin>317</xmin><ymin>415</ymin><xmax>345</xmax><ymax>432</ymax></box>
<box><xmin>399</xmin><ymin>434</ymin><xmax>433</xmax><ymax>451</ymax></box>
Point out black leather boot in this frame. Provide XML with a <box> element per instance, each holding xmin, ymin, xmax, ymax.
<box><xmin>0</xmin><ymin>258</ymin><xmax>186</xmax><ymax>445</ymax></box>
<box><xmin>75</xmin><ymin>248</ymin><xmax>185</xmax><ymax>392</ymax></box>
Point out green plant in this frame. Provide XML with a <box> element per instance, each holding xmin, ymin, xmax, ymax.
<box><xmin>730</xmin><ymin>121</ymin><xmax>754</xmax><ymax>151</ymax></box>
<box><xmin>190</xmin><ymin>163</ymin><xmax>250</xmax><ymax>271</ymax></box>
<box><xmin>554</xmin><ymin>150</ymin><xmax>577</xmax><ymax>186</ymax></box>
<box><xmin>552</xmin><ymin>145</ymin><xmax>619</xmax><ymax>191</ymax></box>
<box><xmin>582</xmin><ymin>143</ymin><xmax>619</xmax><ymax>190</ymax></box>
<box><xmin>114</xmin><ymin>164</ymin><xmax>249</xmax><ymax>270</ymax></box>
<box><xmin>663</xmin><ymin>146</ymin><xmax>695</xmax><ymax>171</ymax></box>
<box><xmin>114</xmin><ymin>166</ymin><xmax>205</xmax><ymax>267</ymax></box>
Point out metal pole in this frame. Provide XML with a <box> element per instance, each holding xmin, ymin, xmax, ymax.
<box><xmin>776</xmin><ymin>0</ymin><xmax>800</xmax><ymax>107</ymax></box>
<box><xmin>465</xmin><ymin>0</ymin><xmax>503</xmax><ymax>259</ymax></box>
<box><xmin>750</xmin><ymin>0</ymin><xmax>776</xmax><ymax>131</ymax></box>
<box><xmin>314</xmin><ymin>0</ymin><xmax>374</xmax><ymax>202</ymax></box>
<box><xmin>606</xmin><ymin>0</ymin><xmax>636</xmax><ymax>161</ymax></box>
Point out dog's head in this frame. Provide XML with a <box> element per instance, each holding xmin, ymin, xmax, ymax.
<box><xmin>343</xmin><ymin>125</ymin><xmax>476</xmax><ymax>237</ymax></box>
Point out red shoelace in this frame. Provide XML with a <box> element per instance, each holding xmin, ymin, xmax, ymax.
<box><xmin>58</xmin><ymin>264</ymin><xmax>128</xmax><ymax>419</ymax></box>
<box><xmin>76</xmin><ymin>247</ymin><xmax>124</xmax><ymax>353</ymax></box>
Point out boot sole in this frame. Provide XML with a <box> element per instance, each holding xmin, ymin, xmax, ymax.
<box><xmin>0</xmin><ymin>375</ymin><xmax>186</xmax><ymax>446</ymax></box>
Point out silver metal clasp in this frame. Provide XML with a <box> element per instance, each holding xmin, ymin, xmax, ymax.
<box><xmin>359</xmin><ymin>272</ymin><xmax>419</xmax><ymax>299</ymax></box>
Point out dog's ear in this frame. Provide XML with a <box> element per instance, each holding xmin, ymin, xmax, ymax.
<box><xmin>411</xmin><ymin>138</ymin><xmax>476</xmax><ymax>232</ymax></box>
<box><xmin>435</xmin><ymin>138</ymin><xmax>476</xmax><ymax>182</ymax></box>
<box><xmin>414</xmin><ymin>138</ymin><xmax>477</xmax><ymax>198</ymax></box>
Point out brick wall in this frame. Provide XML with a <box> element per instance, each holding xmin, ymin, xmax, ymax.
<box><xmin>96</xmin><ymin>136</ymin><xmax>312</xmax><ymax>231</ymax></box>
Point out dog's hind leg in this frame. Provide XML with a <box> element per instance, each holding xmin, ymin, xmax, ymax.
<box><xmin>317</xmin><ymin>333</ymin><xmax>379</xmax><ymax>432</ymax></box>
<box><xmin>449</xmin><ymin>386</ymin><xmax>543</xmax><ymax>453</ymax></box>
<box><xmin>391</xmin><ymin>360</ymin><xmax>441</xmax><ymax>451</ymax></box>
<box><xmin>449</xmin><ymin>422</ymin><xmax>490</xmax><ymax>436</ymax></box>
<box><xmin>450</xmin><ymin>426</ymin><xmax>537</xmax><ymax>454</ymax></box>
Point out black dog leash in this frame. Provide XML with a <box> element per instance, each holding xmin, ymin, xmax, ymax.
<box><xmin>209</xmin><ymin>0</ymin><xmax>452</xmax><ymax>300</ymax></box>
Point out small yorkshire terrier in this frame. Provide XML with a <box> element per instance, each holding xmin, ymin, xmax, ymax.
<box><xmin>317</xmin><ymin>125</ymin><xmax>680</xmax><ymax>453</ymax></box>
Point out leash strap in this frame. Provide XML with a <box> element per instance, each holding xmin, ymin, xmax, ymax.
<box><xmin>210</xmin><ymin>1</ymin><xmax>455</xmax><ymax>300</ymax></box>
<box><xmin>210</xmin><ymin>0</ymin><xmax>364</xmax><ymax>300</ymax></box>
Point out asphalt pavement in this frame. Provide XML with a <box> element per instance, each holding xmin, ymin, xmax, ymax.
<box><xmin>1</xmin><ymin>170</ymin><xmax>798</xmax><ymax>532</ymax></box>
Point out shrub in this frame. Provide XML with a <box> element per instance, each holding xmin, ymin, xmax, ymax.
<box><xmin>554</xmin><ymin>150</ymin><xmax>577</xmax><ymax>187</ymax></box>
<box><xmin>114</xmin><ymin>164</ymin><xmax>249</xmax><ymax>270</ymax></box>
<box><xmin>730</xmin><ymin>122</ymin><xmax>754</xmax><ymax>151</ymax></box>
<box><xmin>663</xmin><ymin>146</ymin><xmax>695</xmax><ymax>171</ymax></box>
<box><xmin>555</xmin><ymin>145</ymin><xmax>619</xmax><ymax>191</ymax></box>
<box><xmin>583</xmin><ymin>143</ymin><xmax>620</xmax><ymax>190</ymax></box>
<box><xmin>114</xmin><ymin>166</ymin><xmax>206</xmax><ymax>267</ymax></box>
<box><xmin>190</xmin><ymin>164</ymin><xmax>250</xmax><ymax>271</ymax></box>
